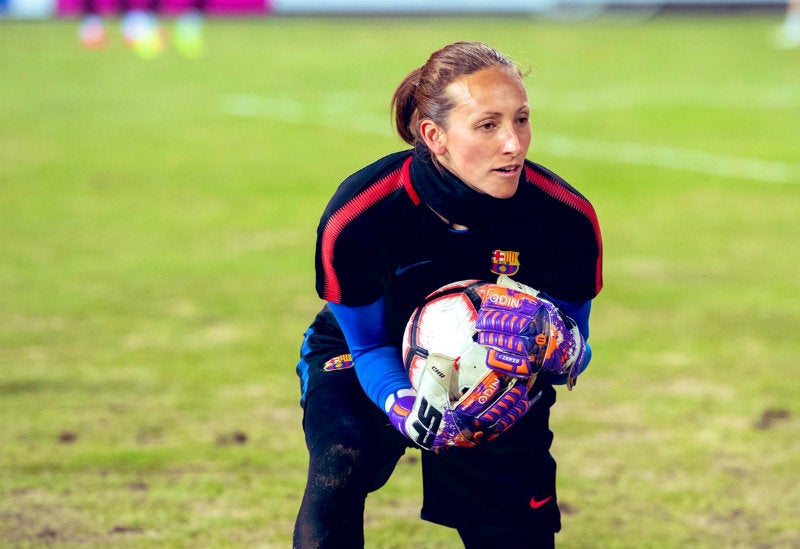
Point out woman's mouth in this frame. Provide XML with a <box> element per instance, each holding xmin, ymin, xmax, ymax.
<box><xmin>494</xmin><ymin>165</ymin><xmax>520</xmax><ymax>175</ymax></box>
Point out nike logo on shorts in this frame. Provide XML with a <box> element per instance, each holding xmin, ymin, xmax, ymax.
<box><xmin>529</xmin><ymin>495</ymin><xmax>553</xmax><ymax>509</ymax></box>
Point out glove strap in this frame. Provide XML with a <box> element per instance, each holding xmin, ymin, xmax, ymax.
<box><xmin>485</xmin><ymin>348</ymin><xmax>533</xmax><ymax>378</ymax></box>
<box><xmin>385</xmin><ymin>389</ymin><xmax>416</xmax><ymax>432</ymax></box>
<box><xmin>384</xmin><ymin>388</ymin><xmax>416</xmax><ymax>413</ymax></box>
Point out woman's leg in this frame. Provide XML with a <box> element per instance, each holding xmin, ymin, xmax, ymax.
<box><xmin>293</xmin><ymin>310</ymin><xmax>408</xmax><ymax>548</ymax></box>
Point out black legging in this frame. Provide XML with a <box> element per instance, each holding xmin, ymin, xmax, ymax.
<box><xmin>293</xmin><ymin>375</ymin><xmax>408</xmax><ymax>548</ymax></box>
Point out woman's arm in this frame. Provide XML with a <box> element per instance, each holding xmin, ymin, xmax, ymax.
<box><xmin>328</xmin><ymin>297</ymin><xmax>413</xmax><ymax>412</ymax></box>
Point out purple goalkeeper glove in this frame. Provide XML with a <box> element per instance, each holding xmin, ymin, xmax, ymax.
<box><xmin>476</xmin><ymin>278</ymin><xmax>586</xmax><ymax>388</ymax></box>
<box><xmin>386</xmin><ymin>351</ymin><xmax>530</xmax><ymax>451</ymax></box>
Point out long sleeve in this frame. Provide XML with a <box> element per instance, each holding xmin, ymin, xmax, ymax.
<box><xmin>328</xmin><ymin>297</ymin><xmax>413</xmax><ymax>411</ymax></box>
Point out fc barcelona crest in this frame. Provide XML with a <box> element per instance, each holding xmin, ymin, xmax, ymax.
<box><xmin>323</xmin><ymin>354</ymin><xmax>353</xmax><ymax>372</ymax></box>
<box><xmin>490</xmin><ymin>249</ymin><xmax>520</xmax><ymax>276</ymax></box>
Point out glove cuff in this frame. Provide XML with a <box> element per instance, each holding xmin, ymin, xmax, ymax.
<box><xmin>495</xmin><ymin>274</ymin><xmax>540</xmax><ymax>297</ymax></box>
<box><xmin>384</xmin><ymin>388</ymin><xmax>416</xmax><ymax>413</ymax></box>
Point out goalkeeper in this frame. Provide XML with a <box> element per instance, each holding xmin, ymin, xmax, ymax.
<box><xmin>293</xmin><ymin>41</ymin><xmax>603</xmax><ymax>549</ymax></box>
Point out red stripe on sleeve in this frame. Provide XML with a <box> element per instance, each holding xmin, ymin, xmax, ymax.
<box><xmin>524</xmin><ymin>166</ymin><xmax>604</xmax><ymax>295</ymax></box>
<box><xmin>399</xmin><ymin>157</ymin><xmax>419</xmax><ymax>205</ymax></box>
<box><xmin>320</xmin><ymin>162</ymin><xmax>409</xmax><ymax>303</ymax></box>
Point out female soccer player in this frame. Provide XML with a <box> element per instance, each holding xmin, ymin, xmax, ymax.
<box><xmin>294</xmin><ymin>41</ymin><xmax>603</xmax><ymax>549</ymax></box>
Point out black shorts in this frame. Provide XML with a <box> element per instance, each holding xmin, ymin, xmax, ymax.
<box><xmin>420</xmin><ymin>389</ymin><xmax>560</xmax><ymax>533</ymax></box>
<box><xmin>296</xmin><ymin>307</ymin><xmax>561</xmax><ymax>534</ymax></box>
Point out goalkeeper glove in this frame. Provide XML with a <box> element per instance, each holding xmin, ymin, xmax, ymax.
<box><xmin>476</xmin><ymin>276</ymin><xmax>586</xmax><ymax>389</ymax></box>
<box><xmin>385</xmin><ymin>350</ymin><xmax>531</xmax><ymax>451</ymax></box>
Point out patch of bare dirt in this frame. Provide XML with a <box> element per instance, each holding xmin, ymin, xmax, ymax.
<box><xmin>754</xmin><ymin>408</ymin><xmax>790</xmax><ymax>430</ymax></box>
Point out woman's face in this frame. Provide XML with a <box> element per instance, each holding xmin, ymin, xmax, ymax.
<box><xmin>429</xmin><ymin>67</ymin><xmax>531</xmax><ymax>199</ymax></box>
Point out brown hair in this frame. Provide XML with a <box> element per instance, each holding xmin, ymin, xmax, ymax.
<box><xmin>391</xmin><ymin>42</ymin><xmax>524</xmax><ymax>147</ymax></box>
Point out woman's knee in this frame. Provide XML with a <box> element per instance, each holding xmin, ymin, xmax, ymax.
<box><xmin>307</xmin><ymin>441</ymin><xmax>372</xmax><ymax>496</ymax></box>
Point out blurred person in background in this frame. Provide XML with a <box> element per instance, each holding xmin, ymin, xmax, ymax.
<box><xmin>293</xmin><ymin>41</ymin><xmax>603</xmax><ymax>549</ymax></box>
<box><xmin>77</xmin><ymin>0</ymin><xmax>107</xmax><ymax>48</ymax></box>
<box><xmin>79</xmin><ymin>0</ymin><xmax>206</xmax><ymax>58</ymax></box>
<box><xmin>774</xmin><ymin>0</ymin><xmax>800</xmax><ymax>48</ymax></box>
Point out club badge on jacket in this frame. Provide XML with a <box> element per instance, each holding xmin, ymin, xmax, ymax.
<box><xmin>491</xmin><ymin>249</ymin><xmax>520</xmax><ymax>276</ymax></box>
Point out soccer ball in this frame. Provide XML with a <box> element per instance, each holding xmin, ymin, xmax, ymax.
<box><xmin>402</xmin><ymin>279</ymin><xmax>493</xmax><ymax>397</ymax></box>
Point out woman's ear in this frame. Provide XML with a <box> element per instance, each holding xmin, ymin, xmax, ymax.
<box><xmin>419</xmin><ymin>119</ymin><xmax>447</xmax><ymax>156</ymax></box>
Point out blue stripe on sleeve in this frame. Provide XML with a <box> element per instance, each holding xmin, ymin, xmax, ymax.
<box><xmin>328</xmin><ymin>298</ymin><xmax>413</xmax><ymax>410</ymax></box>
<box><xmin>543</xmin><ymin>296</ymin><xmax>591</xmax><ymax>340</ymax></box>
<box><xmin>296</xmin><ymin>327</ymin><xmax>313</xmax><ymax>407</ymax></box>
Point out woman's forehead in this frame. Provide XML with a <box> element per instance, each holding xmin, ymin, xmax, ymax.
<box><xmin>446</xmin><ymin>67</ymin><xmax>529</xmax><ymax>114</ymax></box>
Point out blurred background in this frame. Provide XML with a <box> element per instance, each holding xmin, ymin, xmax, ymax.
<box><xmin>1</xmin><ymin>0</ymin><xmax>797</xmax><ymax>18</ymax></box>
<box><xmin>1</xmin><ymin>1</ymin><xmax>798</xmax><ymax>548</ymax></box>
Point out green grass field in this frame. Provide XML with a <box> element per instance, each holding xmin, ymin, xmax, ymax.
<box><xmin>1</xmin><ymin>13</ymin><xmax>799</xmax><ymax>548</ymax></box>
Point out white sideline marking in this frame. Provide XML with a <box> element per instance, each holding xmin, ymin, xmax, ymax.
<box><xmin>541</xmin><ymin>135</ymin><xmax>799</xmax><ymax>184</ymax></box>
<box><xmin>532</xmin><ymin>85</ymin><xmax>800</xmax><ymax>112</ymax></box>
<box><xmin>221</xmin><ymin>94</ymin><xmax>800</xmax><ymax>185</ymax></box>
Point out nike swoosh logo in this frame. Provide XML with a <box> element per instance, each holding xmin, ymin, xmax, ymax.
<box><xmin>529</xmin><ymin>495</ymin><xmax>553</xmax><ymax>509</ymax></box>
<box><xmin>395</xmin><ymin>260</ymin><xmax>433</xmax><ymax>276</ymax></box>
